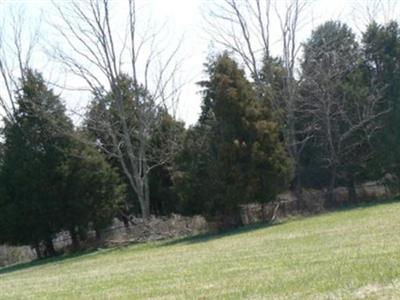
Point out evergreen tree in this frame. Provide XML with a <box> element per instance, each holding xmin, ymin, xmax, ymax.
<box><xmin>362</xmin><ymin>21</ymin><xmax>400</xmax><ymax>189</ymax></box>
<box><xmin>148</xmin><ymin>112</ymin><xmax>185</xmax><ymax>215</ymax></box>
<box><xmin>300</xmin><ymin>22</ymin><xmax>384</xmax><ymax>204</ymax></box>
<box><xmin>86</xmin><ymin>75</ymin><xmax>184</xmax><ymax>218</ymax></box>
<box><xmin>0</xmin><ymin>70</ymin><xmax>124</xmax><ymax>255</ymax></box>
<box><xmin>178</xmin><ymin>53</ymin><xmax>292</xmax><ymax>221</ymax></box>
<box><xmin>60</xmin><ymin>136</ymin><xmax>125</xmax><ymax>249</ymax></box>
<box><xmin>259</xmin><ymin>56</ymin><xmax>287</xmax><ymax>126</ymax></box>
<box><xmin>0</xmin><ymin>69</ymin><xmax>74</xmax><ymax>256</ymax></box>
<box><xmin>174</xmin><ymin>119</ymin><xmax>215</xmax><ymax>216</ymax></box>
<box><xmin>85</xmin><ymin>76</ymin><xmax>141</xmax><ymax>218</ymax></box>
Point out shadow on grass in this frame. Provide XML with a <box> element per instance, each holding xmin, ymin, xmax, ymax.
<box><xmin>0</xmin><ymin>248</ymin><xmax>99</xmax><ymax>276</ymax></box>
<box><xmin>160</xmin><ymin>221</ymin><xmax>283</xmax><ymax>248</ymax></box>
<box><xmin>327</xmin><ymin>196</ymin><xmax>400</xmax><ymax>213</ymax></box>
<box><xmin>0</xmin><ymin>223</ymin><xmax>281</xmax><ymax>276</ymax></box>
<box><xmin>1</xmin><ymin>197</ymin><xmax>398</xmax><ymax>276</ymax></box>
<box><xmin>162</xmin><ymin>196</ymin><xmax>400</xmax><ymax>248</ymax></box>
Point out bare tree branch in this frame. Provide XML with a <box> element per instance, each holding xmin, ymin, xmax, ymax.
<box><xmin>52</xmin><ymin>0</ymin><xmax>183</xmax><ymax>218</ymax></box>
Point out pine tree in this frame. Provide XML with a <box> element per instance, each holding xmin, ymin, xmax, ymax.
<box><xmin>0</xmin><ymin>70</ymin><xmax>124</xmax><ymax>255</ymax></box>
<box><xmin>178</xmin><ymin>53</ymin><xmax>292</xmax><ymax>222</ymax></box>
<box><xmin>299</xmin><ymin>21</ymin><xmax>384</xmax><ymax>204</ymax></box>
<box><xmin>60</xmin><ymin>136</ymin><xmax>125</xmax><ymax>249</ymax></box>
<box><xmin>86</xmin><ymin>76</ymin><xmax>185</xmax><ymax>218</ymax></box>
<box><xmin>0</xmin><ymin>69</ymin><xmax>74</xmax><ymax>256</ymax></box>
<box><xmin>362</xmin><ymin>21</ymin><xmax>400</xmax><ymax>189</ymax></box>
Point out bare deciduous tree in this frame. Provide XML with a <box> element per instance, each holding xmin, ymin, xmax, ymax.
<box><xmin>275</xmin><ymin>0</ymin><xmax>309</xmax><ymax>196</ymax></box>
<box><xmin>351</xmin><ymin>0</ymin><xmax>400</xmax><ymax>32</ymax></box>
<box><xmin>300</xmin><ymin>28</ymin><xmax>387</xmax><ymax>204</ymax></box>
<box><xmin>204</xmin><ymin>0</ymin><xmax>272</xmax><ymax>84</ymax></box>
<box><xmin>0</xmin><ymin>5</ymin><xmax>40</xmax><ymax>123</ymax></box>
<box><xmin>205</xmin><ymin>0</ymin><xmax>310</xmax><ymax>201</ymax></box>
<box><xmin>52</xmin><ymin>0</ymin><xmax>183</xmax><ymax>218</ymax></box>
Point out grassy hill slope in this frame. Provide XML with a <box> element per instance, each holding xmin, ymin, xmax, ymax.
<box><xmin>1</xmin><ymin>200</ymin><xmax>400</xmax><ymax>299</ymax></box>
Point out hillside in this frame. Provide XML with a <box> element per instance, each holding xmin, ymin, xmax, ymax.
<box><xmin>1</xmin><ymin>200</ymin><xmax>400</xmax><ymax>299</ymax></box>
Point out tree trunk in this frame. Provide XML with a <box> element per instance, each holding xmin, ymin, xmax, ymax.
<box><xmin>144</xmin><ymin>174</ymin><xmax>150</xmax><ymax>218</ymax></box>
<box><xmin>138</xmin><ymin>177</ymin><xmax>151</xmax><ymax>219</ymax></box>
<box><xmin>120</xmin><ymin>202</ymin><xmax>131</xmax><ymax>228</ymax></box>
<box><xmin>95</xmin><ymin>228</ymin><xmax>101</xmax><ymax>241</ymax></box>
<box><xmin>78</xmin><ymin>227</ymin><xmax>88</xmax><ymax>241</ymax></box>
<box><xmin>292</xmin><ymin>165</ymin><xmax>304</xmax><ymax>211</ymax></box>
<box><xmin>44</xmin><ymin>237</ymin><xmax>56</xmax><ymax>257</ymax></box>
<box><xmin>326</xmin><ymin>165</ymin><xmax>337</xmax><ymax>208</ymax></box>
<box><xmin>347</xmin><ymin>174</ymin><xmax>357</xmax><ymax>204</ymax></box>
<box><xmin>69</xmin><ymin>227</ymin><xmax>80</xmax><ymax>251</ymax></box>
<box><xmin>139</xmin><ymin>197</ymin><xmax>150</xmax><ymax>219</ymax></box>
<box><xmin>33</xmin><ymin>242</ymin><xmax>42</xmax><ymax>259</ymax></box>
<box><xmin>121</xmin><ymin>214</ymin><xmax>130</xmax><ymax>229</ymax></box>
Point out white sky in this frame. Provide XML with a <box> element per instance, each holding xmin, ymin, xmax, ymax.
<box><xmin>1</xmin><ymin>0</ymin><xmax>399</xmax><ymax>126</ymax></box>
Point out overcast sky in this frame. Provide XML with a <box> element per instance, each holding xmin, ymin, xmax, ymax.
<box><xmin>1</xmin><ymin>0</ymin><xmax>399</xmax><ymax>126</ymax></box>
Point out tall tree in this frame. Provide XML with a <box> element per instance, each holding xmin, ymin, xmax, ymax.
<box><xmin>53</xmin><ymin>0</ymin><xmax>183</xmax><ymax>219</ymax></box>
<box><xmin>174</xmin><ymin>119</ymin><xmax>216</xmax><ymax>216</ymax></box>
<box><xmin>362</xmin><ymin>21</ymin><xmax>400</xmax><ymax>189</ymax></box>
<box><xmin>147</xmin><ymin>112</ymin><xmax>185</xmax><ymax>215</ymax></box>
<box><xmin>60</xmin><ymin>136</ymin><xmax>125</xmax><ymax>249</ymax></box>
<box><xmin>178</xmin><ymin>53</ymin><xmax>292</xmax><ymax>220</ymax></box>
<box><xmin>206</xmin><ymin>0</ymin><xmax>309</xmax><ymax>199</ymax></box>
<box><xmin>300</xmin><ymin>21</ymin><xmax>385</xmax><ymax>204</ymax></box>
<box><xmin>0</xmin><ymin>69</ymin><xmax>74</xmax><ymax>256</ymax></box>
<box><xmin>85</xmin><ymin>75</ymin><xmax>184</xmax><ymax>218</ymax></box>
<box><xmin>0</xmin><ymin>70</ymin><xmax>124</xmax><ymax>255</ymax></box>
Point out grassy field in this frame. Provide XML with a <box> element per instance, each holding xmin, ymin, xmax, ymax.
<box><xmin>1</xmin><ymin>200</ymin><xmax>400</xmax><ymax>299</ymax></box>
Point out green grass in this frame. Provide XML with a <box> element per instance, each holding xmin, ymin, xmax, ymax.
<box><xmin>2</xmin><ymin>200</ymin><xmax>400</xmax><ymax>299</ymax></box>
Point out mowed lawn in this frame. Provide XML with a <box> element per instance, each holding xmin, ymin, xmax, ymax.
<box><xmin>2</xmin><ymin>201</ymin><xmax>400</xmax><ymax>299</ymax></box>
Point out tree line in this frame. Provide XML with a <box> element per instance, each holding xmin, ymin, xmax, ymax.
<box><xmin>0</xmin><ymin>0</ymin><xmax>399</xmax><ymax>257</ymax></box>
